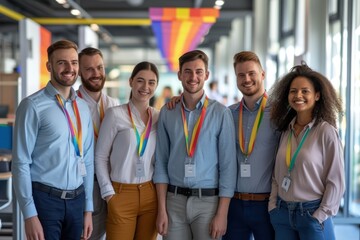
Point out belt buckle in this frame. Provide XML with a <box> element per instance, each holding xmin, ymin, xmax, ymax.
<box><xmin>61</xmin><ymin>190</ymin><xmax>72</xmax><ymax>199</ymax></box>
<box><xmin>186</xmin><ymin>189</ymin><xmax>192</xmax><ymax>197</ymax></box>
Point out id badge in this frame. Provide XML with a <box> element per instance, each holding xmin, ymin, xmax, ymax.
<box><xmin>240</xmin><ymin>162</ymin><xmax>251</xmax><ymax>177</ymax></box>
<box><xmin>136</xmin><ymin>162</ymin><xmax>145</xmax><ymax>178</ymax></box>
<box><xmin>185</xmin><ymin>164</ymin><xmax>196</xmax><ymax>178</ymax></box>
<box><xmin>78</xmin><ymin>158</ymin><xmax>87</xmax><ymax>177</ymax></box>
<box><xmin>281</xmin><ymin>176</ymin><xmax>291</xmax><ymax>192</ymax></box>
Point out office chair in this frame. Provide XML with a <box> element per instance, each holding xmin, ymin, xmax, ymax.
<box><xmin>0</xmin><ymin>150</ymin><xmax>12</xmax><ymax>231</ymax></box>
<box><xmin>0</xmin><ymin>172</ymin><xmax>12</xmax><ymax>211</ymax></box>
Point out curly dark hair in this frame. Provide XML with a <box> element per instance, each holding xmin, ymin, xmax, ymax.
<box><xmin>269</xmin><ymin>62</ymin><xmax>343</xmax><ymax>131</ymax></box>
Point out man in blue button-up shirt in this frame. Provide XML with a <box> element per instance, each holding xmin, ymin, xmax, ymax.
<box><xmin>223</xmin><ymin>51</ymin><xmax>280</xmax><ymax>240</ymax></box>
<box><xmin>12</xmin><ymin>40</ymin><xmax>94</xmax><ymax>240</ymax></box>
<box><xmin>153</xmin><ymin>50</ymin><xmax>236</xmax><ymax>240</ymax></box>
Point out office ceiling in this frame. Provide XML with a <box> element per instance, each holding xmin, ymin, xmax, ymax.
<box><xmin>0</xmin><ymin>0</ymin><xmax>252</xmax><ymax>50</ymax></box>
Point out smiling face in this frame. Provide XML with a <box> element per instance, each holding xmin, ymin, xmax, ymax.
<box><xmin>129</xmin><ymin>69</ymin><xmax>158</xmax><ymax>103</ymax></box>
<box><xmin>288</xmin><ymin>76</ymin><xmax>320</xmax><ymax>116</ymax></box>
<box><xmin>235</xmin><ymin>60</ymin><xmax>265</xmax><ymax>98</ymax></box>
<box><xmin>79</xmin><ymin>54</ymin><xmax>106</xmax><ymax>92</ymax></box>
<box><xmin>47</xmin><ymin>48</ymin><xmax>79</xmax><ymax>89</ymax></box>
<box><xmin>178</xmin><ymin>59</ymin><xmax>209</xmax><ymax>96</ymax></box>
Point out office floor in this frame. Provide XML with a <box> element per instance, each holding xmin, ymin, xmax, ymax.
<box><xmin>155</xmin><ymin>225</ymin><xmax>360</xmax><ymax>240</ymax></box>
<box><xmin>1</xmin><ymin>214</ymin><xmax>359</xmax><ymax>239</ymax></box>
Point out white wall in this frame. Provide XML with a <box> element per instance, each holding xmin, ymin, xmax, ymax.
<box><xmin>19</xmin><ymin>18</ymin><xmax>41</xmax><ymax>98</ymax></box>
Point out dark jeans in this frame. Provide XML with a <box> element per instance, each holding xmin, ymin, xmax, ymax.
<box><xmin>33</xmin><ymin>188</ymin><xmax>85</xmax><ymax>240</ymax></box>
<box><xmin>269</xmin><ymin>197</ymin><xmax>335</xmax><ymax>240</ymax></box>
<box><xmin>223</xmin><ymin>198</ymin><xmax>275</xmax><ymax>240</ymax></box>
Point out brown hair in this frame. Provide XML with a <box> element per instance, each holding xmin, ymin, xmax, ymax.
<box><xmin>47</xmin><ymin>39</ymin><xmax>78</xmax><ymax>60</ymax></box>
<box><xmin>129</xmin><ymin>61</ymin><xmax>159</xmax><ymax>99</ymax></box>
<box><xmin>269</xmin><ymin>62</ymin><xmax>343</xmax><ymax>131</ymax></box>
<box><xmin>178</xmin><ymin>50</ymin><xmax>208</xmax><ymax>72</ymax></box>
<box><xmin>130</xmin><ymin>61</ymin><xmax>159</xmax><ymax>82</ymax></box>
<box><xmin>78</xmin><ymin>47</ymin><xmax>103</xmax><ymax>63</ymax></box>
<box><xmin>233</xmin><ymin>51</ymin><xmax>263</xmax><ymax>70</ymax></box>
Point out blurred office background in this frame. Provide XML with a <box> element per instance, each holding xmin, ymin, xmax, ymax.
<box><xmin>0</xmin><ymin>0</ymin><xmax>360</xmax><ymax>239</ymax></box>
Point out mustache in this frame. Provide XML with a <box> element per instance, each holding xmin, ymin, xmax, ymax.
<box><xmin>89</xmin><ymin>76</ymin><xmax>105</xmax><ymax>81</ymax></box>
<box><xmin>61</xmin><ymin>71</ymin><xmax>76</xmax><ymax>75</ymax></box>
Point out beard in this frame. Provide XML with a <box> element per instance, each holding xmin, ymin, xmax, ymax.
<box><xmin>81</xmin><ymin>75</ymin><xmax>106</xmax><ymax>92</ymax></box>
<box><xmin>52</xmin><ymin>69</ymin><xmax>77</xmax><ymax>87</ymax></box>
<box><xmin>239</xmin><ymin>83</ymin><xmax>262</xmax><ymax>97</ymax></box>
<box><xmin>182</xmin><ymin>80</ymin><xmax>204</xmax><ymax>95</ymax></box>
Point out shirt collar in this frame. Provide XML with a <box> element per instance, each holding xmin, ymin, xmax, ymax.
<box><xmin>238</xmin><ymin>92</ymin><xmax>266</xmax><ymax>111</ymax></box>
<box><xmin>180</xmin><ymin>92</ymin><xmax>207</xmax><ymax>111</ymax></box>
<box><xmin>289</xmin><ymin>117</ymin><xmax>316</xmax><ymax>130</ymax></box>
<box><xmin>45</xmin><ymin>81</ymin><xmax>76</xmax><ymax>101</ymax></box>
<box><xmin>78</xmin><ymin>84</ymin><xmax>103</xmax><ymax>104</ymax></box>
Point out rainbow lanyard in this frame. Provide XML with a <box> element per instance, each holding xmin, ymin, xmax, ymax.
<box><xmin>238</xmin><ymin>93</ymin><xmax>267</xmax><ymax>159</ymax></box>
<box><xmin>77</xmin><ymin>91</ymin><xmax>104</xmax><ymax>140</ymax></box>
<box><xmin>181</xmin><ymin>96</ymin><xmax>209</xmax><ymax>158</ymax></box>
<box><xmin>285</xmin><ymin>127</ymin><xmax>310</xmax><ymax>173</ymax></box>
<box><xmin>56</xmin><ymin>94</ymin><xmax>83</xmax><ymax>157</ymax></box>
<box><xmin>127</xmin><ymin>104</ymin><xmax>152</xmax><ymax>158</ymax></box>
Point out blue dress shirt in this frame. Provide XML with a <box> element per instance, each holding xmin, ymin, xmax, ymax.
<box><xmin>228</xmin><ymin>96</ymin><xmax>280</xmax><ymax>193</ymax></box>
<box><xmin>153</xmin><ymin>94</ymin><xmax>236</xmax><ymax>197</ymax></box>
<box><xmin>12</xmin><ymin>82</ymin><xmax>94</xmax><ymax>219</ymax></box>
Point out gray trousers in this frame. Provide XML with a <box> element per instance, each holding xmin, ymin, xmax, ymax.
<box><xmin>89</xmin><ymin>180</ymin><xmax>107</xmax><ymax>240</ymax></box>
<box><xmin>164</xmin><ymin>192</ymin><xmax>218</xmax><ymax>240</ymax></box>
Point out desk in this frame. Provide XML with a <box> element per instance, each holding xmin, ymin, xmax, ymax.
<box><xmin>0</xmin><ymin>172</ymin><xmax>11</xmax><ymax>179</ymax></box>
<box><xmin>0</xmin><ymin>155</ymin><xmax>11</xmax><ymax>162</ymax></box>
<box><xmin>0</xmin><ymin>118</ymin><xmax>14</xmax><ymax>125</ymax></box>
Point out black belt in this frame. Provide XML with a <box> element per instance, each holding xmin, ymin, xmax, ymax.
<box><xmin>168</xmin><ymin>184</ymin><xmax>219</xmax><ymax>197</ymax></box>
<box><xmin>32</xmin><ymin>182</ymin><xmax>84</xmax><ymax>200</ymax></box>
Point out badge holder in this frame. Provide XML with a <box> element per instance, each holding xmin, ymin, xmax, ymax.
<box><xmin>136</xmin><ymin>157</ymin><xmax>145</xmax><ymax>178</ymax></box>
<box><xmin>185</xmin><ymin>156</ymin><xmax>196</xmax><ymax>178</ymax></box>
<box><xmin>240</xmin><ymin>159</ymin><xmax>251</xmax><ymax>178</ymax></box>
<box><xmin>281</xmin><ymin>174</ymin><xmax>291</xmax><ymax>192</ymax></box>
<box><xmin>78</xmin><ymin>157</ymin><xmax>87</xmax><ymax>177</ymax></box>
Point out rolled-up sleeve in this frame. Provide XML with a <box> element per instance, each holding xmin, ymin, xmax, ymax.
<box><xmin>153</xmin><ymin>109</ymin><xmax>170</xmax><ymax>184</ymax></box>
<box><xmin>218</xmin><ymin>108</ymin><xmax>237</xmax><ymax>197</ymax></box>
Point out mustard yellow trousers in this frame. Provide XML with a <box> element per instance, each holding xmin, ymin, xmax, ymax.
<box><xmin>106</xmin><ymin>181</ymin><xmax>158</xmax><ymax>240</ymax></box>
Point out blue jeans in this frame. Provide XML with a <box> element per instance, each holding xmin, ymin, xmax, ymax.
<box><xmin>269</xmin><ymin>198</ymin><xmax>335</xmax><ymax>240</ymax></box>
<box><xmin>33</xmin><ymin>188</ymin><xmax>85</xmax><ymax>240</ymax></box>
<box><xmin>223</xmin><ymin>198</ymin><xmax>274</xmax><ymax>240</ymax></box>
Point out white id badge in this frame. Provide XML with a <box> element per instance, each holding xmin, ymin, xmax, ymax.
<box><xmin>240</xmin><ymin>163</ymin><xmax>251</xmax><ymax>177</ymax></box>
<box><xmin>185</xmin><ymin>164</ymin><xmax>196</xmax><ymax>177</ymax></box>
<box><xmin>136</xmin><ymin>162</ymin><xmax>145</xmax><ymax>178</ymax></box>
<box><xmin>78</xmin><ymin>159</ymin><xmax>87</xmax><ymax>176</ymax></box>
<box><xmin>281</xmin><ymin>176</ymin><xmax>291</xmax><ymax>192</ymax></box>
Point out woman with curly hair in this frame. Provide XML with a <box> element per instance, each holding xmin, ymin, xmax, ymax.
<box><xmin>268</xmin><ymin>62</ymin><xmax>345</xmax><ymax>240</ymax></box>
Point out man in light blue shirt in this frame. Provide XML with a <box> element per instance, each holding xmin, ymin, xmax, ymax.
<box><xmin>12</xmin><ymin>40</ymin><xmax>94</xmax><ymax>240</ymax></box>
<box><xmin>154</xmin><ymin>50</ymin><xmax>236</xmax><ymax>240</ymax></box>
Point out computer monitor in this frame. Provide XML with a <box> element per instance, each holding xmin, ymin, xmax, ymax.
<box><xmin>0</xmin><ymin>105</ymin><xmax>9</xmax><ymax>118</ymax></box>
